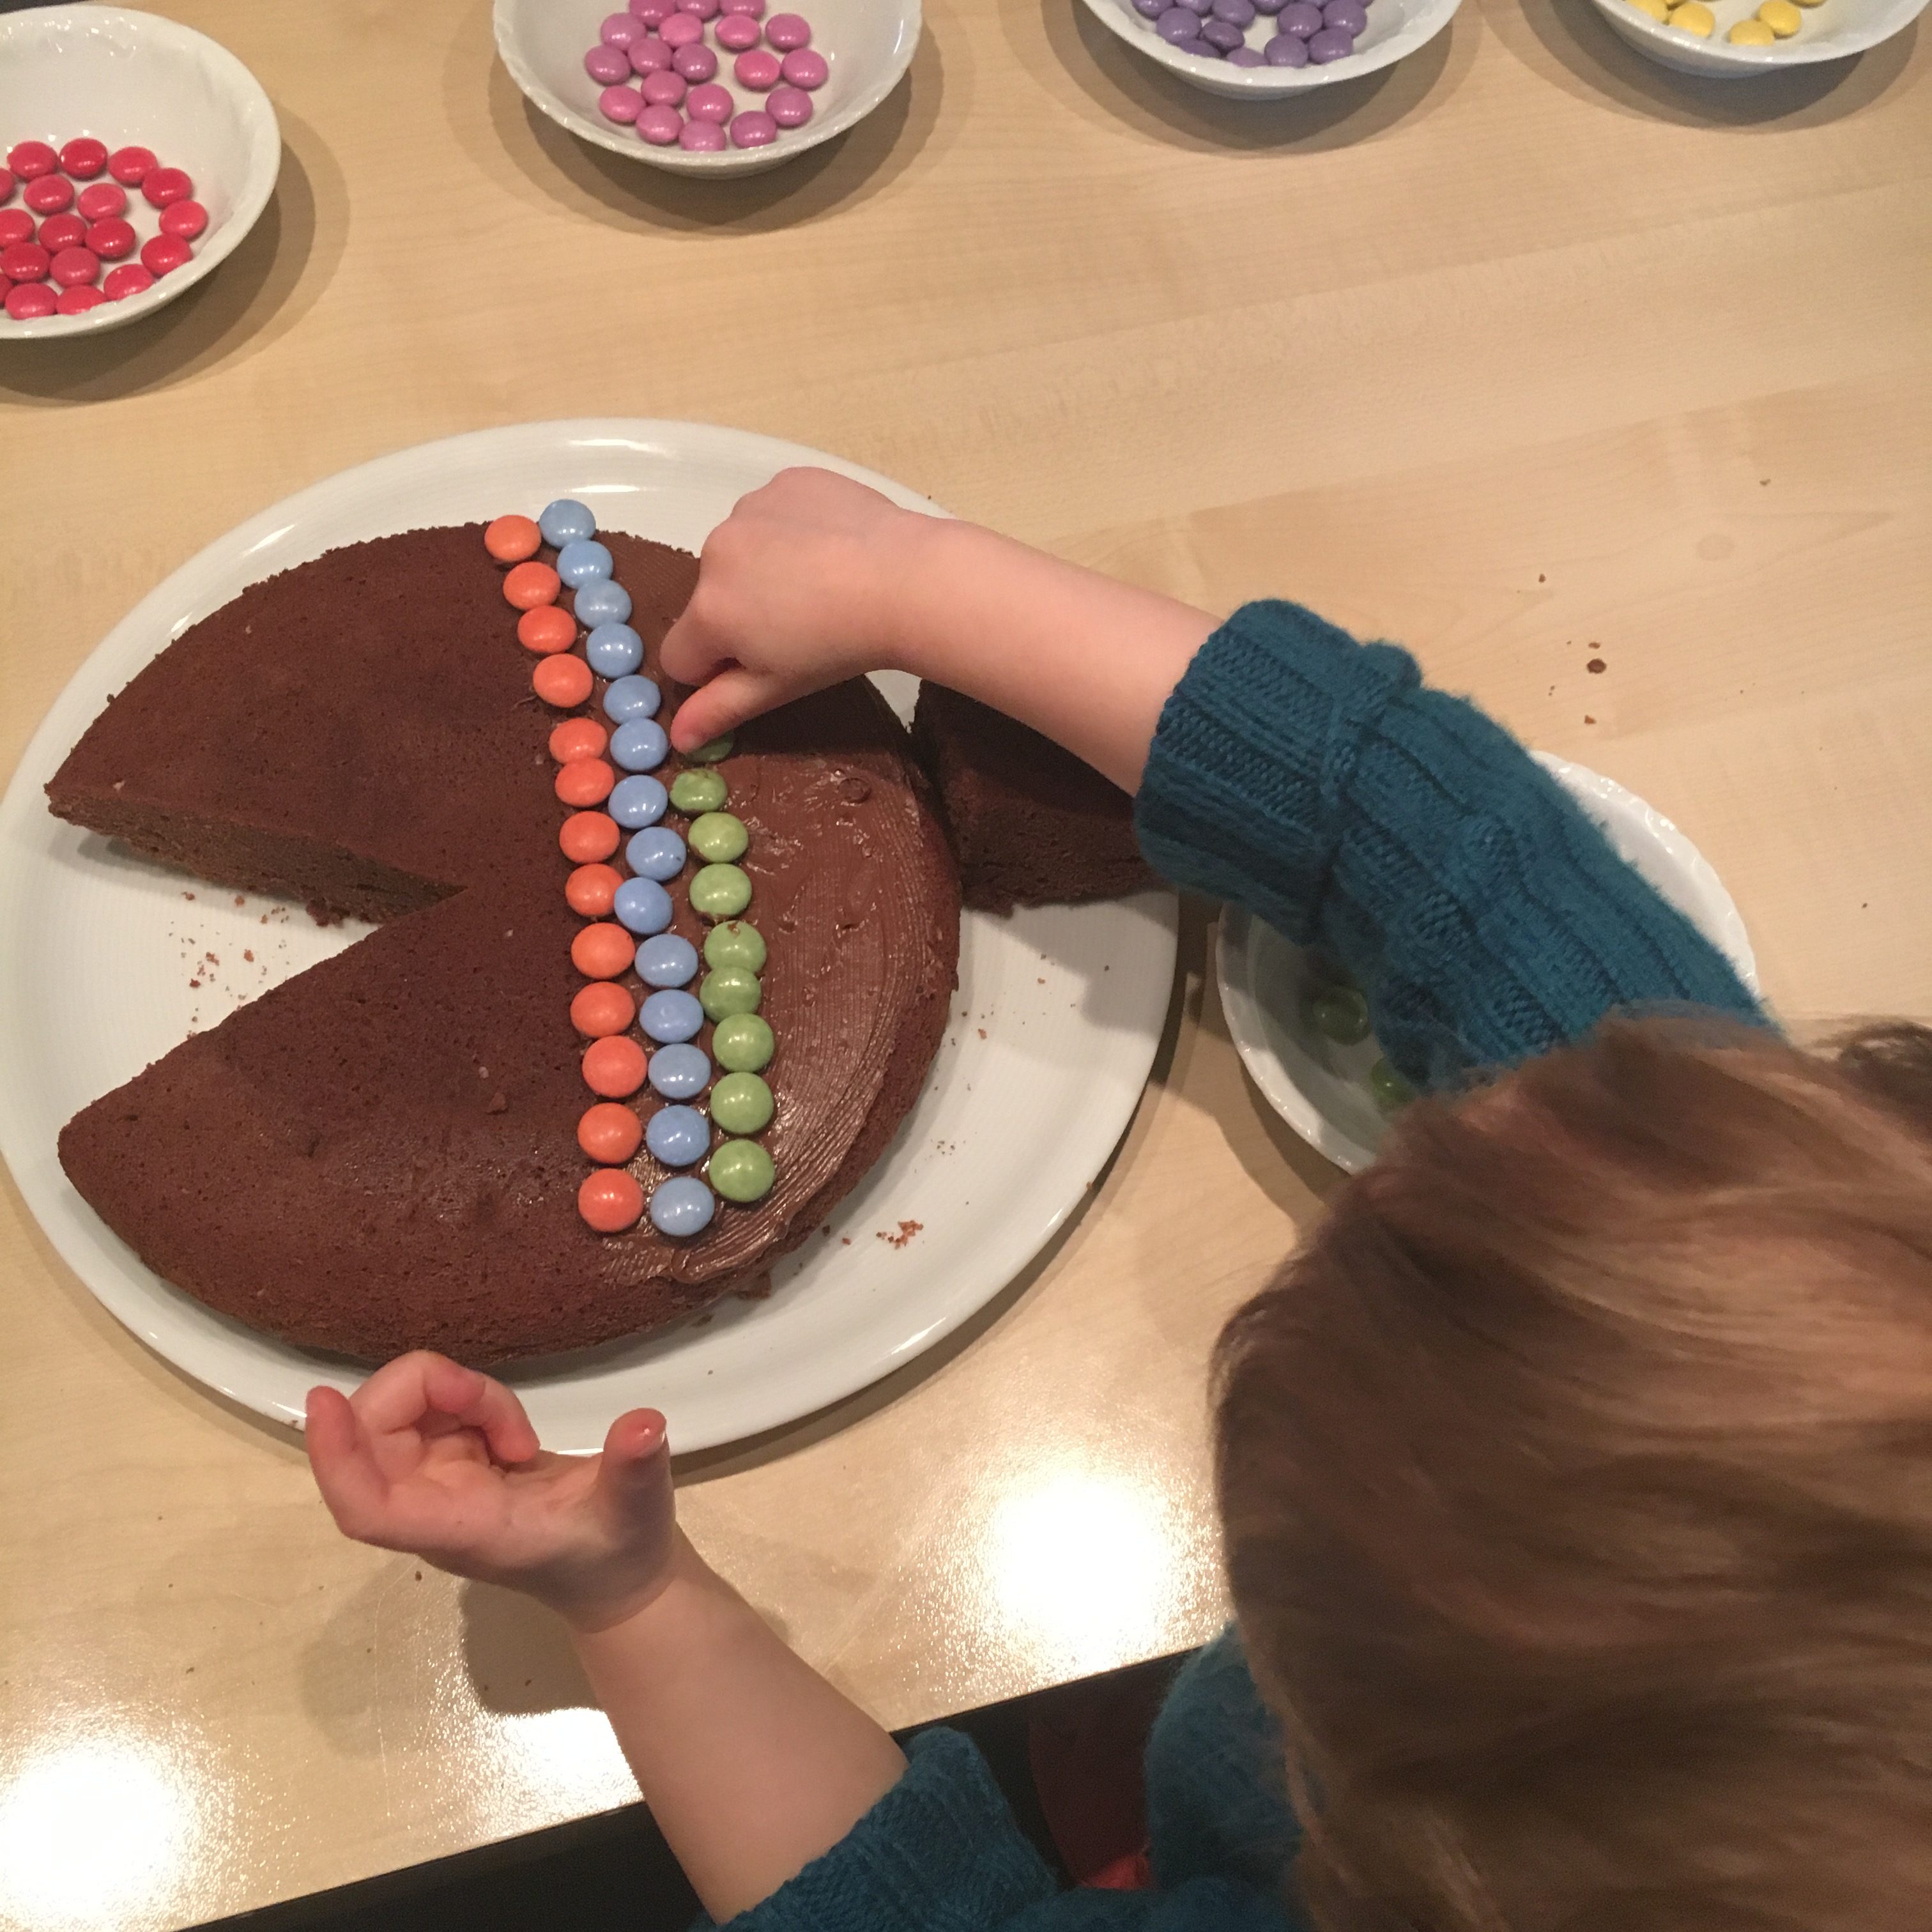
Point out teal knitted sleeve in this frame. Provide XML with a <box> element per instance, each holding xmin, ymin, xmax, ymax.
<box><xmin>704</xmin><ymin>1727</ymin><xmax>1059</xmax><ymax>1932</ymax></box>
<box><xmin>1135</xmin><ymin>601</ymin><xmax>1763</xmax><ymax>1088</ymax></box>
<box><xmin>697</xmin><ymin>1701</ymin><xmax>1303</xmax><ymax>1932</ymax></box>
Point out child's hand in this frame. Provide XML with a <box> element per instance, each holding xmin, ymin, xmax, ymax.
<box><xmin>661</xmin><ymin>466</ymin><xmax>933</xmax><ymax>751</ymax></box>
<box><xmin>305</xmin><ymin>1351</ymin><xmax>680</xmax><ymax>1633</ymax></box>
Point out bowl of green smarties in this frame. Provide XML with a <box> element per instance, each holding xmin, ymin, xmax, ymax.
<box><xmin>1216</xmin><ymin>756</ymin><xmax>1758</xmax><ymax>1173</ymax></box>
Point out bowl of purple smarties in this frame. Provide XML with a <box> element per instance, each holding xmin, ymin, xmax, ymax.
<box><xmin>494</xmin><ymin>0</ymin><xmax>919</xmax><ymax>174</ymax></box>
<box><xmin>1077</xmin><ymin>0</ymin><xmax>1459</xmax><ymax>92</ymax></box>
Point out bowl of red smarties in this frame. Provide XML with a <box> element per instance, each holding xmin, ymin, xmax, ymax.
<box><xmin>494</xmin><ymin>0</ymin><xmax>920</xmax><ymax>176</ymax></box>
<box><xmin>1077</xmin><ymin>0</ymin><xmax>1460</xmax><ymax>93</ymax></box>
<box><xmin>0</xmin><ymin>7</ymin><xmax>279</xmax><ymax>339</ymax></box>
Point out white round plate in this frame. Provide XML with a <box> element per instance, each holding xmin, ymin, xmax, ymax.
<box><xmin>0</xmin><ymin>7</ymin><xmax>280</xmax><ymax>340</ymax></box>
<box><xmin>1217</xmin><ymin>754</ymin><xmax>1758</xmax><ymax>1172</ymax></box>
<box><xmin>1077</xmin><ymin>0</ymin><xmax>1460</xmax><ymax>96</ymax></box>
<box><xmin>1585</xmin><ymin>0</ymin><xmax>1924</xmax><ymax>71</ymax></box>
<box><xmin>0</xmin><ymin>420</ymin><xmax>1178</xmax><ymax>1452</ymax></box>
<box><xmin>494</xmin><ymin>0</ymin><xmax>919</xmax><ymax>177</ymax></box>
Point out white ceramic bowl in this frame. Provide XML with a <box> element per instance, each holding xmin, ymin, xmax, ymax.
<box><xmin>1077</xmin><ymin>0</ymin><xmax>1460</xmax><ymax>95</ymax></box>
<box><xmin>1586</xmin><ymin>0</ymin><xmax>1925</xmax><ymax>72</ymax></box>
<box><xmin>1217</xmin><ymin>755</ymin><xmax>1759</xmax><ymax>1172</ymax></box>
<box><xmin>0</xmin><ymin>7</ymin><xmax>279</xmax><ymax>341</ymax></box>
<box><xmin>494</xmin><ymin>0</ymin><xmax>919</xmax><ymax>177</ymax></box>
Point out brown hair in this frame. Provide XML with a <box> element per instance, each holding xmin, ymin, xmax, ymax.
<box><xmin>1215</xmin><ymin>1019</ymin><xmax>1932</xmax><ymax>1932</ymax></box>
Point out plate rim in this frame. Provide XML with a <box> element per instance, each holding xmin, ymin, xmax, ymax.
<box><xmin>0</xmin><ymin>418</ymin><xmax>1178</xmax><ymax>1450</ymax></box>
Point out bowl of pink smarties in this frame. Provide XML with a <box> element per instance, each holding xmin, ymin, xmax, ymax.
<box><xmin>0</xmin><ymin>7</ymin><xmax>279</xmax><ymax>339</ymax></box>
<box><xmin>1077</xmin><ymin>0</ymin><xmax>1460</xmax><ymax>93</ymax></box>
<box><xmin>495</xmin><ymin>0</ymin><xmax>920</xmax><ymax>176</ymax></box>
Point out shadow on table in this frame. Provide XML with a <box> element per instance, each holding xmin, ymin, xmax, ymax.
<box><xmin>0</xmin><ymin>114</ymin><xmax>349</xmax><ymax>408</ymax></box>
<box><xmin>1023</xmin><ymin>0</ymin><xmax>1477</xmax><ymax>153</ymax></box>
<box><xmin>461</xmin><ymin>1581</ymin><xmax>601</xmax><ymax>1713</ymax></box>
<box><xmin>453</xmin><ymin>0</ymin><xmax>947</xmax><ymax>236</ymax></box>
<box><xmin>1484</xmin><ymin>0</ymin><xmax>1919</xmax><ymax>125</ymax></box>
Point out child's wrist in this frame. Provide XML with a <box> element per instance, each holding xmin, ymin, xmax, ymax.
<box><xmin>872</xmin><ymin>514</ymin><xmax>989</xmax><ymax>686</ymax></box>
<box><xmin>553</xmin><ymin>1529</ymin><xmax>708</xmax><ymax>1639</ymax></box>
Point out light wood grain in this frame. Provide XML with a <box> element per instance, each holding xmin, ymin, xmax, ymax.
<box><xmin>2</xmin><ymin>0</ymin><xmax>1928</xmax><ymax>1923</ymax></box>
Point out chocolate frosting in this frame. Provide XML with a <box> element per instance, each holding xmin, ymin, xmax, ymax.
<box><xmin>48</xmin><ymin>525</ymin><xmax>960</xmax><ymax>1363</ymax></box>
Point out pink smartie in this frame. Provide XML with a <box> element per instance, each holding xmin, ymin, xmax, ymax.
<box><xmin>767</xmin><ymin>84</ymin><xmax>813</xmax><ymax>127</ymax></box>
<box><xmin>730</xmin><ymin>109</ymin><xmax>778</xmax><ymax>147</ymax></box>
<box><xmin>733</xmin><ymin>47</ymin><xmax>781</xmax><ymax>88</ymax></box>
<box><xmin>636</xmin><ymin>103</ymin><xmax>684</xmax><ymax>144</ymax></box>
<box><xmin>781</xmin><ymin>47</ymin><xmax>827</xmax><ymax>86</ymax></box>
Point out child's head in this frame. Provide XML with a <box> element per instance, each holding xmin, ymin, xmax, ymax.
<box><xmin>1215</xmin><ymin>1018</ymin><xmax>1932</xmax><ymax>1932</ymax></box>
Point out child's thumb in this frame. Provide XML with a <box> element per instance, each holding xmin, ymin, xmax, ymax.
<box><xmin>597</xmin><ymin>1407</ymin><xmax>670</xmax><ymax>1519</ymax></box>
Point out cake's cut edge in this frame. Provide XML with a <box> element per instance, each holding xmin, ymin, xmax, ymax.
<box><xmin>909</xmin><ymin>682</ymin><xmax>1159</xmax><ymax>913</ymax></box>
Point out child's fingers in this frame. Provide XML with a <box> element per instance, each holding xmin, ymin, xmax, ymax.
<box><xmin>668</xmin><ymin>668</ymin><xmax>790</xmax><ymax>753</ymax></box>
<box><xmin>305</xmin><ymin>1384</ymin><xmax>395</xmax><ymax>1542</ymax></box>
<box><xmin>596</xmin><ymin>1407</ymin><xmax>671</xmax><ymax>1519</ymax></box>
<box><xmin>351</xmin><ymin>1351</ymin><xmax>541</xmax><ymax>1463</ymax></box>
<box><xmin>658</xmin><ymin>605</ymin><xmax>733</xmax><ymax>693</ymax></box>
<box><xmin>420</xmin><ymin>1355</ymin><xmax>542</xmax><ymax>1464</ymax></box>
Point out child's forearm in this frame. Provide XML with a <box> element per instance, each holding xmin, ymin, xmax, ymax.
<box><xmin>889</xmin><ymin>519</ymin><xmax>1219</xmax><ymax>794</ymax></box>
<box><xmin>571</xmin><ymin>1534</ymin><xmax>907</xmax><ymax>1924</ymax></box>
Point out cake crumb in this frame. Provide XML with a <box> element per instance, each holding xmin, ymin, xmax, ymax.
<box><xmin>1584</xmin><ymin>716</ymin><xmax>1596</xmax><ymax>725</ymax></box>
<box><xmin>234</xmin><ymin>895</ymin><xmax>245</xmax><ymax>906</ymax></box>
<box><xmin>486</xmin><ymin>1092</ymin><xmax>507</xmax><ymax>1114</ymax></box>
<box><xmin>840</xmin><ymin>1236</ymin><xmax>852</xmax><ymax>1246</ymax></box>
<box><xmin>183</xmin><ymin>892</ymin><xmax>195</xmax><ymax>901</ymax></box>
<box><xmin>976</xmin><ymin>1027</ymin><xmax>986</xmax><ymax>1039</ymax></box>
<box><xmin>243</xmin><ymin>949</ymin><xmax>254</xmax><ymax>962</ymax></box>
<box><xmin>1586</xmin><ymin>658</ymin><xmax>1606</xmax><ymax>675</ymax></box>
<box><xmin>877</xmin><ymin>1219</ymin><xmax>923</xmax><ymax>1249</ymax></box>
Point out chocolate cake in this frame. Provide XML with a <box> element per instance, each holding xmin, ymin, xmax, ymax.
<box><xmin>48</xmin><ymin>525</ymin><xmax>960</xmax><ymax>1365</ymax></box>
<box><xmin>910</xmin><ymin>684</ymin><xmax>1158</xmax><ymax>914</ymax></box>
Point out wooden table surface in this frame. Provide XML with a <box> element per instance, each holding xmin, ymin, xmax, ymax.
<box><xmin>2</xmin><ymin>0</ymin><xmax>1928</xmax><ymax>1925</ymax></box>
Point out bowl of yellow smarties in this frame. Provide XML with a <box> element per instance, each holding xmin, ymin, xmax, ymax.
<box><xmin>1586</xmin><ymin>0</ymin><xmax>1926</xmax><ymax>73</ymax></box>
